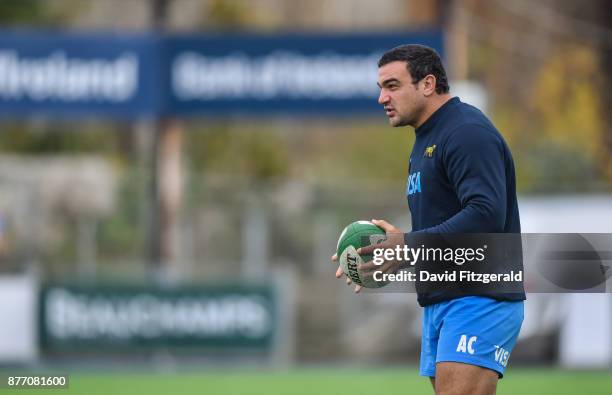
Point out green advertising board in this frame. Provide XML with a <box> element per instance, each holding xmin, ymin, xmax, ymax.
<box><xmin>39</xmin><ymin>284</ymin><xmax>276</xmax><ymax>351</ymax></box>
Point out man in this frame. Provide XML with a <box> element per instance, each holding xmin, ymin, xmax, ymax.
<box><xmin>332</xmin><ymin>44</ymin><xmax>525</xmax><ymax>395</ymax></box>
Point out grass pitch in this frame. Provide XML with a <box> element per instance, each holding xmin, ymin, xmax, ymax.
<box><xmin>0</xmin><ymin>368</ymin><xmax>610</xmax><ymax>394</ymax></box>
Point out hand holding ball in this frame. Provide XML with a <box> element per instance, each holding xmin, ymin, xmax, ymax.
<box><xmin>336</xmin><ymin>220</ymin><xmax>388</xmax><ymax>288</ymax></box>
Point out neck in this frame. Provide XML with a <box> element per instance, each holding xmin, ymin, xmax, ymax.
<box><xmin>414</xmin><ymin>94</ymin><xmax>453</xmax><ymax>128</ymax></box>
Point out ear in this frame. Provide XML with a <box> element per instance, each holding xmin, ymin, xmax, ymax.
<box><xmin>422</xmin><ymin>74</ymin><xmax>437</xmax><ymax>97</ymax></box>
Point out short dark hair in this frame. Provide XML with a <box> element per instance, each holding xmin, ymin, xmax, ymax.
<box><xmin>378</xmin><ymin>44</ymin><xmax>450</xmax><ymax>94</ymax></box>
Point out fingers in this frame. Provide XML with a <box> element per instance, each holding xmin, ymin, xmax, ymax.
<box><xmin>381</xmin><ymin>260</ymin><xmax>400</xmax><ymax>274</ymax></box>
<box><xmin>372</xmin><ymin>219</ymin><xmax>400</xmax><ymax>233</ymax></box>
<box><xmin>336</xmin><ymin>265</ymin><xmax>354</xmax><ymax>286</ymax></box>
<box><xmin>334</xmin><ymin>252</ymin><xmax>361</xmax><ymax>292</ymax></box>
<box><xmin>358</xmin><ymin>260</ymin><xmax>377</xmax><ymax>271</ymax></box>
<box><xmin>335</xmin><ymin>265</ymin><xmax>344</xmax><ymax>279</ymax></box>
<box><xmin>357</xmin><ymin>244</ymin><xmax>378</xmax><ymax>256</ymax></box>
<box><xmin>356</xmin><ymin>219</ymin><xmax>398</xmax><ymax>256</ymax></box>
<box><xmin>333</xmin><ymin>255</ymin><xmax>344</xmax><ymax>280</ymax></box>
<box><xmin>335</xmin><ymin>263</ymin><xmax>361</xmax><ymax>293</ymax></box>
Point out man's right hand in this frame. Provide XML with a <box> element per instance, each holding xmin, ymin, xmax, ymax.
<box><xmin>332</xmin><ymin>253</ymin><xmax>363</xmax><ymax>293</ymax></box>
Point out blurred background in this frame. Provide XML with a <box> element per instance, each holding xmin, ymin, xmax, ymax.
<box><xmin>0</xmin><ymin>0</ymin><xmax>611</xmax><ymax>394</ymax></box>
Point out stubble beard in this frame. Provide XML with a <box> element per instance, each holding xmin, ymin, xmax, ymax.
<box><xmin>390</xmin><ymin>111</ymin><xmax>416</xmax><ymax>128</ymax></box>
<box><xmin>397</xmin><ymin>102</ymin><xmax>426</xmax><ymax>128</ymax></box>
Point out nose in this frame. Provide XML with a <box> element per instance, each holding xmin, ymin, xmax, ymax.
<box><xmin>378</xmin><ymin>90</ymin><xmax>389</xmax><ymax>105</ymax></box>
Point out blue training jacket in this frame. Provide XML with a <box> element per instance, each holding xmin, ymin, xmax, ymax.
<box><xmin>405</xmin><ymin>96</ymin><xmax>525</xmax><ymax>306</ymax></box>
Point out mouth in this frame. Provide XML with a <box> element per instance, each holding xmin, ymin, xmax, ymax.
<box><xmin>384</xmin><ymin>107</ymin><xmax>396</xmax><ymax>117</ymax></box>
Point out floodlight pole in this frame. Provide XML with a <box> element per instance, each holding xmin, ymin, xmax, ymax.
<box><xmin>440</xmin><ymin>0</ymin><xmax>469</xmax><ymax>81</ymax></box>
<box><xmin>147</xmin><ymin>0</ymin><xmax>184</xmax><ymax>282</ymax></box>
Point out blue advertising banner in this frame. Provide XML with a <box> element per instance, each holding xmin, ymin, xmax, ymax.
<box><xmin>163</xmin><ymin>31</ymin><xmax>444</xmax><ymax>116</ymax></box>
<box><xmin>0</xmin><ymin>31</ymin><xmax>158</xmax><ymax>118</ymax></box>
<box><xmin>0</xmin><ymin>30</ymin><xmax>443</xmax><ymax>118</ymax></box>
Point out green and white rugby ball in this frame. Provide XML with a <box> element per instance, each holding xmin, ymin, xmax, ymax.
<box><xmin>336</xmin><ymin>220</ymin><xmax>388</xmax><ymax>288</ymax></box>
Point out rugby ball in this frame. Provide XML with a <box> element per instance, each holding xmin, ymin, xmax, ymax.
<box><xmin>336</xmin><ymin>220</ymin><xmax>388</xmax><ymax>288</ymax></box>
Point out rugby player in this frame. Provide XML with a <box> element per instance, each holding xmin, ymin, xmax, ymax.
<box><xmin>332</xmin><ymin>44</ymin><xmax>525</xmax><ymax>395</ymax></box>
